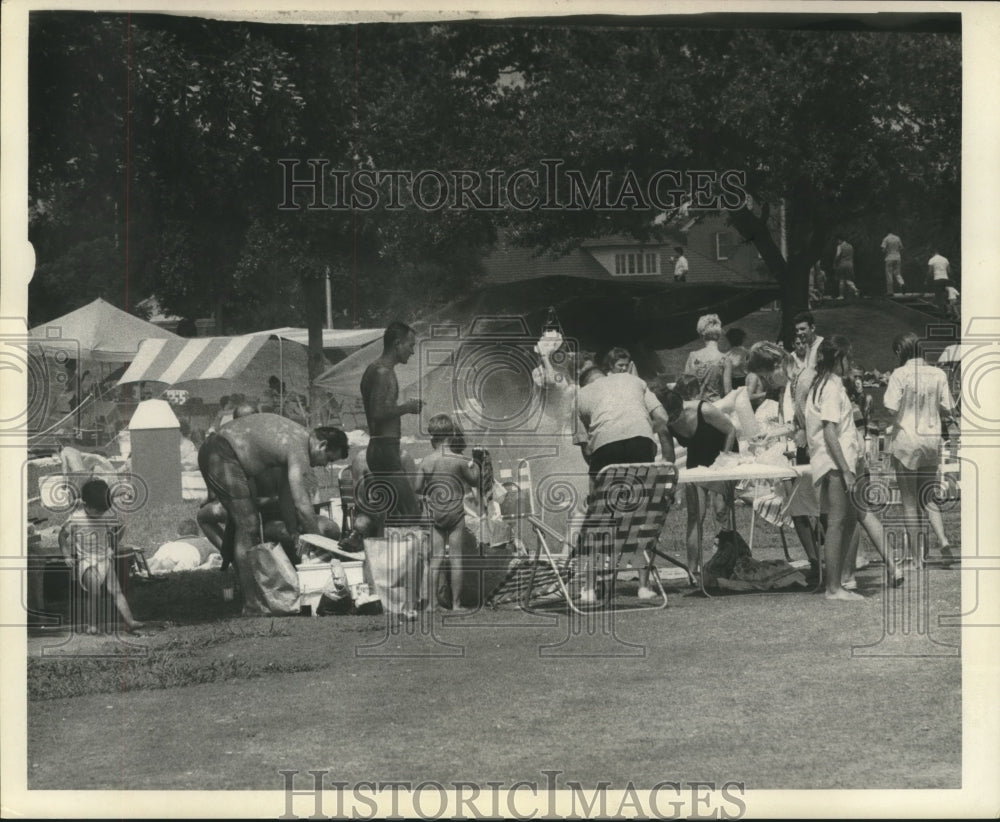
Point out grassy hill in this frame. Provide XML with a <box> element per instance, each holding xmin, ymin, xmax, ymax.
<box><xmin>655</xmin><ymin>297</ymin><xmax>956</xmax><ymax>376</ymax></box>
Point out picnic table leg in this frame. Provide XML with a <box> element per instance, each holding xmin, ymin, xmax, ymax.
<box><xmin>778</xmin><ymin>527</ymin><xmax>793</xmax><ymax>562</ymax></box>
<box><xmin>698</xmin><ymin>539</ymin><xmax>711</xmax><ymax>597</ymax></box>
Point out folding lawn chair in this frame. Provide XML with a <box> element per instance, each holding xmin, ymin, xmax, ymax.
<box><xmin>496</xmin><ymin>457</ymin><xmax>537</xmax><ymax>547</ymax></box>
<box><xmin>489</xmin><ymin>462</ymin><xmax>679</xmax><ymax>613</ymax></box>
<box><xmin>116</xmin><ymin>546</ymin><xmax>155</xmax><ymax>581</ymax></box>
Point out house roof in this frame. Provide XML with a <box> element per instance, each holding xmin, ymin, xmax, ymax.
<box><xmin>480</xmin><ymin>236</ymin><xmax>614</xmax><ymax>284</ymax></box>
<box><xmin>579</xmin><ymin>231</ymin><xmax>684</xmax><ymax>249</ymax></box>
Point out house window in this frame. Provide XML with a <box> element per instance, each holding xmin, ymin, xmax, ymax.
<box><xmin>612</xmin><ymin>251</ymin><xmax>659</xmax><ymax>276</ymax></box>
<box><xmin>715</xmin><ymin>232</ymin><xmax>739</xmax><ymax>261</ymax></box>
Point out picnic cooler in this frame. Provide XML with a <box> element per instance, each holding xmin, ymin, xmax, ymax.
<box><xmin>297</xmin><ymin>558</ymin><xmax>372</xmax><ymax>614</ymax></box>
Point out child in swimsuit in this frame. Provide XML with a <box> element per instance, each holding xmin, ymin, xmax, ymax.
<box><xmin>416</xmin><ymin>414</ymin><xmax>480</xmax><ymax>611</ymax></box>
<box><xmin>58</xmin><ymin>478</ymin><xmax>143</xmax><ymax>635</ymax></box>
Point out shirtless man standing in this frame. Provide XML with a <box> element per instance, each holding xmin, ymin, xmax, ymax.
<box><xmin>360</xmin><ymin>321</ymin><xmax>424</xmax><ymax>525</ymax></box>
<box><xmin>197</xmin><ymin>413</ymin><xmax>348</xmax><ymax>607</ymax></box>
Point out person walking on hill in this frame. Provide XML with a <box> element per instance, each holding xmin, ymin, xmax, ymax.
<box><xmin>881</xmin><ymin>231</ymin><xmax>906</xmax><ymax>295</ymax></box>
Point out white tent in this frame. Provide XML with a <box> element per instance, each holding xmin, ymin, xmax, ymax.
<box><xmin>30</xmin><ymin>298</ymin><xmax>180</xmax><ymax>362</ymax></box>
<box><xmin>937</xmin><ymin>343</ymin><xmax>974</xmax><ymax>364</ymax></box>
<box><xmin>29</xmin><ymin>299</ymin><xmax>182</xmax><ymax>441</ymax></box>
<box><xmin>261</xmin><ymin>326</ymin><xmax>384</xmax><ymax>351</ymax></box>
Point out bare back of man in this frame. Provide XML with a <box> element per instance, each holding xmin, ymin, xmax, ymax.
<box><xmin>220</xmin><ymin>413</ymin><xmax>309</xmax><ymax>475</ymax></box>
<box><xmin>199</xmin><ymin>413</ymin><xmax>346</xmax><ymax>613</ymax></box>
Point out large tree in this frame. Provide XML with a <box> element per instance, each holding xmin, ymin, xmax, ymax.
<box><xmin>29</xmin><ymin>16</ymin><xmax>501</xmax><ymax>415</ymax></box>
<box><xmin>480</xmin><ymin>23</ymin><xmax>960</xmax><ymax>342</ymax></box>
<box><xmin>31</xmin><ymin>16</ymin><xmax>960</xmax><ymax>364</ymax></box>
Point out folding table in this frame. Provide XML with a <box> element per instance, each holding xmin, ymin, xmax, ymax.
<box><xmin>677</xmin><ymin>461</ymin><xmax>802</xmax><ymax>597</ymax></box>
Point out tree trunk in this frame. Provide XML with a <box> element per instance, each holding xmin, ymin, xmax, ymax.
<box><xmin>729</xmin><ymin>201</ymin><xmax>825</xmax><ymax>348</ymax></box>
<box><xmin>214</xmin><ymin>296</ymin><xmax>226</xmax><ymax>336</ymax></box>
<box><xmin>729</xmin><ymin>204</ymin><xmax>793</xmax><ymax>342</ymax></box>
<box><xmin>776</xmin><ymin>264</ymin><xmax>810</xmax><ymax>346</ymax></box>
<box><xmin>301</xmin><ymin>273</ymin><xmax>327</xmax><ymax>427</ymax></box>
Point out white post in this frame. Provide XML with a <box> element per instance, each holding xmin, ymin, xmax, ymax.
<box><xmin>780</xmin><ymin>199</ymin><xmax>788</xmax><ymax>261</ymax></box>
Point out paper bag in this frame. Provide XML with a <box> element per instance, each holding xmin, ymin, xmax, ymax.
<box><xmin>242</xmin><ymin>542</ymin><xmax>301</xmax><ymax>616</ymax></box>
<box><xmin>365</xmin><ymin>527</ymin><xmax>429</xmax><ymax>616</ymax></box>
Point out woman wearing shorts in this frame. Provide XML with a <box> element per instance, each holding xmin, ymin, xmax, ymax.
<box><xmin>884</xmin><ymin>332</ymin><xmax>956</xmax><ymax>566</ymax></box>
<box><xmin>805</xmin><ymin>336</ymin><xmax>871</xmax><ymax>601</ymax></box>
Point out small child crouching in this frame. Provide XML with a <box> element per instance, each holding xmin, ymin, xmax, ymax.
<box><xmin>58</xmin><ymin>479</ymin><xmax>143</xmax><ymax>635</ymax></box>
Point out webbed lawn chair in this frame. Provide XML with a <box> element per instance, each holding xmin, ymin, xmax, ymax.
<box><xmin>489</xmin><ymin>462</ymin><xmax>679</xmax><ymax>613</ymax></box>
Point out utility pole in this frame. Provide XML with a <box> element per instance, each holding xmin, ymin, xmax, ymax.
<box><xmin>324</xmin><ymin>266</ymin><xmax>333</xmax><ymax>330</ymax></box>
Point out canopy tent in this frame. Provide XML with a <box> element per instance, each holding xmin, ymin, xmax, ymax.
<box><xmin>28</xmin><ymin>299</ymin><xmax>182</xmax><ymax>442</ymax></box>
<box><xmin>314</xmin><ymin>317</ymin><xmax>552</xmax><ymax>440</ymax></box>
<box><xmin>30</xmin><ymin>298</ymin><xmax>181</xmax><ymax>362</ymax></box>
<box><xmin>316</xmin><ymin>277</ymin><xmax>780</xmax><ymax>398</ymax></box>
<box><xmin>937</xmin><ymin>343</ymin><xmax>973</xmax><ymax>364</ymax></box>
<box><xmin>315</xmin><ymin>277</ymin><xmax>779</xmax><ymax>438</ymax></box>
<box><xmin>415</xmin><ymin>275</ymin><xmax>780</xmax><ymax>352</ymax></box>
<box><xmin>261</xmin><ymin>326</ymin><xmax>384</xmax><ymax>351</ymax></box>
<box><xmin>117</xmin><ymin>334</ymin><xmax>310</xmax><ymax>405</ymax></box>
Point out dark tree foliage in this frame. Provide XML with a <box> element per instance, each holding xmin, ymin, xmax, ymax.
<box><xmin>29</xmin><ymin>14</ymin><xmax>959</xmax><ymax>366</ymax></box>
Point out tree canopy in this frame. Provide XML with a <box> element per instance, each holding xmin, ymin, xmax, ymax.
<box><xmin>29</xmin><ymin>13</ymin><xmax>960</xmax><ymax>358</ymax></box>
<box><xmin>482</xmin><ymin>23</ymin><xmax>960</xmax><ymax>339</ymax></box>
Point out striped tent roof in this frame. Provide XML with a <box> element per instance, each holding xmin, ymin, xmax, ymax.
<box><xmin>117</xmin><ymin>335</ymin><xmax>273</xmax><ymax>385</ymax></box>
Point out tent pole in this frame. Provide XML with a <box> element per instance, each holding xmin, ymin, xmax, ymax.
<box><xmin>75</xmin><ymin>363</ymin><xmax>81</xmax><ymax>438</ymax></box>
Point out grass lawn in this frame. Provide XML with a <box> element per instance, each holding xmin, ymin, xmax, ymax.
<box><xmin>26</xmin><ymin>504</ymin><xmax>962</xmax><ymax>791</ymax></box>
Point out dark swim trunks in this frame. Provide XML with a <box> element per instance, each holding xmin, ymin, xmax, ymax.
<box><xmin>198</xmin><ymin>434</ymin><xmax>257</xmax><ymax>505</ymax></box>
<box><xmin>365</xmin><ymin>436</ymin><xmax>421</xmax><ymax>521</ymax></box>
<box><xmin>366</xmin><ymin>437</ymin><xmax>405</xmax><ymax>473</ymax></box>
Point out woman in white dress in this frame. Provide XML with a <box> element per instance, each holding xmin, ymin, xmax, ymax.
<box><xmin>883</xmin><ymin>332</ymin><xmax>956</xmax><ymax>565</ymax></box>
<box><xmin>804</xmin><ymin>336</ymin><xmax>907</xmax><ymax>600</ymax></box>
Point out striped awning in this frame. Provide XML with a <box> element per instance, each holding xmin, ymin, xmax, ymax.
<box><xmin>116</xmin><ymin>335</ymin><xmax>272</xmax><ymax>386</ymax></box>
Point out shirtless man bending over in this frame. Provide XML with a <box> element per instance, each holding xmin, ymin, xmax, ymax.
<box><xmin>360</xmin><ymin>321</ymin><xmax>424</xmax><ymax>525</ymax></box>
<box><xmin>197</xmin><ymin>413</ymin><xmax>348</xmax><ymax>608</ymax></box>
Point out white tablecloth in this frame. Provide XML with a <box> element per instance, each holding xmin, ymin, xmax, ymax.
<box><xmin>679</xmin><ymin>462</ymin><xmax>812</xmax><ymax>538</ymax></box>
<box><xmin>677</xmin><ymin>462</ymin><xmax>798</xmax><ymax>485</ymax></box>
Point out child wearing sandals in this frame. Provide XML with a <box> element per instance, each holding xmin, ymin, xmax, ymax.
<box><xmin>58</xmin><ymin>478</ymin><xmax>143</xmax><ymax>634</ymax></box>
<box><xmin>416</xmin><ymin>414</ymin><xmax>480</xmax><ymax>611</ymax></box>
